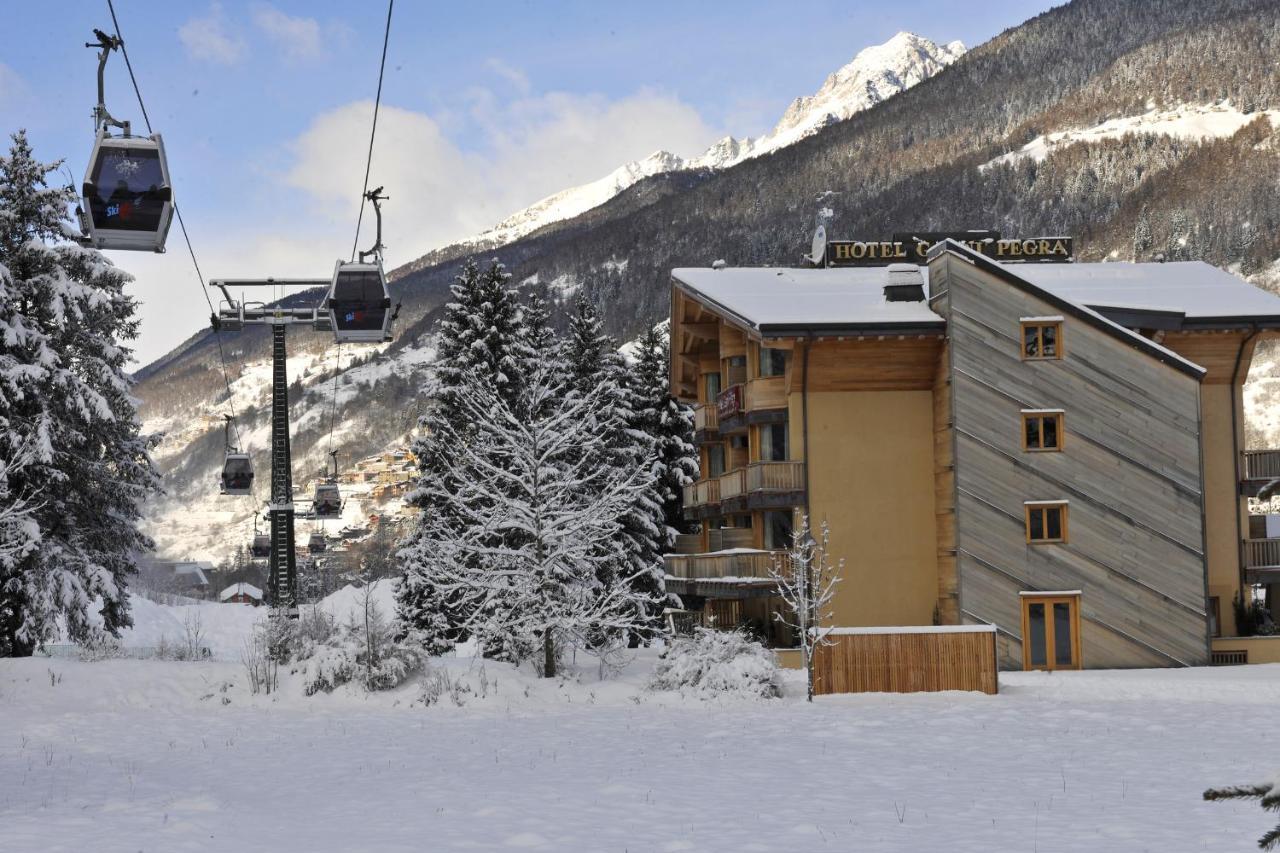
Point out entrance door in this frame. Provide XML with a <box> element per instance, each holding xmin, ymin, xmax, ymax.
<box><xmin>1020</xmin><ymin>593</ymin><xmax>1082</xmax><ymax>671</ymax></box>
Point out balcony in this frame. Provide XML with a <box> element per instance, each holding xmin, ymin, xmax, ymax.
<box><xmin>693</xmin><ymin>404</ymin><xmax>718</xmax><ymax>439</ymax></box>
<box><xmin>664</xmin><ymin>549</ymin><xmax>784</xmax><ymax>599</ymax></box>
<box><xmin>1246</xmin><ymin>538</ymin><xmax>1280</xmax><ymax>583</ymax></box>
<box><xmin>719</xmin><ymin>461</ymin><xmax>805</xmax><ymax>512</ymax></box>
<box><xmin>682</xmin><ymin>478</ymin><xmax>721</xmax><ymax>518</ymax></box>
<box><xmin>1243</xmin><ymin>451</ymin><xmax>1280</xmax><ymax>496</ymax></box>
<box><xmin>715</xmin><ymin>376</ymin><xmax>786</xmax><ymax>433</ymax></box>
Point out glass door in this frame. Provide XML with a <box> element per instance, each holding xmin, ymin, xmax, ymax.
<box><xmin>1020</xmin><ymin>593</ymin><xmax>1082</xmax><ymax>671</ymax></box>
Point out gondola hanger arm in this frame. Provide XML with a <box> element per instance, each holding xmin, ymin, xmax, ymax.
<box><xmin>87</xmin><ymin>28</ymin><xmax>129</xmax><ymax>135</ymax></box>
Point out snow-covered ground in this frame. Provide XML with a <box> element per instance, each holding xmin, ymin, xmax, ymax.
<box><xmin>985</xmin><ymin>101</ymin><xmax>1280</xmax><ymax>170</ymax></box>
<box><xmin>5</xmin><ymin>595</ymin><xmax>1278</xmax><ymax>851</ymax></box>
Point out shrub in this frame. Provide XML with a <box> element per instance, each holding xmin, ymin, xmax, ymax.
<box><xmin>648</xmin><ymin>628</ymin><xmax>780</xmax><ymax>699</ymax></box>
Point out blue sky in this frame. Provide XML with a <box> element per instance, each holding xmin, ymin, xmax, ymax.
<box><xmin>0</xmin><ymin>0</ymin><xmax>1054</xmax><ymax>365</ymax></box>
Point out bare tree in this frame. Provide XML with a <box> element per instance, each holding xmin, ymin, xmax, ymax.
<box><xmin>768</xmin><ymin>516</ymin><xmax>843</xmax><ymax>702</ymax></box>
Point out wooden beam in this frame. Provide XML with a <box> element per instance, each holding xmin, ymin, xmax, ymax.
<box><xmin>682</xmin><ymin>322</ymin><xmax>719</xmax><ymax>341</ymax></box>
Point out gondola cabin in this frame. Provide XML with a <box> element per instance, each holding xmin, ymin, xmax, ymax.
<box><xmin>326</xmin><ymin>260</ymin><xmax>391</xmax><ymax>343</ymax></box>
<box><xmin>308</xmin><ymin>532</ymin><xmax>327</xmax><ymax>552</ymax></box>
<box><xmin>81</xmin><ymin>130</ymin><xmax>173</xmax><ymax>252</ymax></box>
<box><xmin>313</xmin><ymin>482</ymin><xmax>342</xmax><ymax>519</ymax></box>
<box><xmin>220</xmin><ymin>453</ymin><xmax>254</xmax><ymax>496</ymax></box>
<box><xmin>250</xmin><ymin>534</ymin><xmax>271</xmax><ymax>560</ymax></box>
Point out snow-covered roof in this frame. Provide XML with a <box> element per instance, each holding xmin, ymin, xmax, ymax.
<box><xmin>672</xmin><ymin>258</ymin><xmax>1280</xmax><ymax>335</ymax></box>
<box><xmin>219</xmin><ymin>582</ymin><xmax>263</xmax><ymax>602</ymax></box>
<box><xmin>172</xmin><ymin>563</ymin><xmax>209</xmax><ymax>586</ymax></box>
<box><xmin>671</xmin><ymin>266</ymin><xmax>945</xmax><ymax>334</ymax></box>
<box><xmin>1015</xmin><ymin>262</ymin><xmax>1280</xmax><ymax>326</ymax></box>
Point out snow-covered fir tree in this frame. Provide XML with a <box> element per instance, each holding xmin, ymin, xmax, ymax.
<box><xmin>630</xmin><ymin>323</ymin><xmax>697</xmax><ymax>546</ymax></box>
<box><xmin>404</xmin><ymin>364</ymin><xmax>660</xmax><ymax>676</ymax></box>
<box><xmin>561</xmin><ymin>295</ymin><xmax>666</xmax><ymax>646</ymax></box>
<box><xmin>396</xmin><ymin>259</ymin><xmax>525</xmax><ymax>654</ymax></box>
<box><xmin>0</xmin><ymin>131</ymin><xmax>159</xmax><ymax>656</ymax></box>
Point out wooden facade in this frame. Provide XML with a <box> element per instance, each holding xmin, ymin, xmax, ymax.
<box><xmin>813</xmin><ymin>628</ymin><xmax>998</xmax><ymax>695</ymax></box>
<box><xmin>667</xmin><ymin>241</ymin><xmax>1280</xmax><ymax>672</ymax></box>
<box><xmin>932</xmin><ymin>250</ymin><xmax>1210</xmax><ymax>667</ymax></box>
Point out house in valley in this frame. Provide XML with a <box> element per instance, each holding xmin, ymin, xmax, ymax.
<box><xmin>668</xmin><ymin>236</ymin><xmax>1280</xmax><ymax>670</ymax></box>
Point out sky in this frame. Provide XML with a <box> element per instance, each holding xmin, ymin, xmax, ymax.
<box><xmin>0</xmin><ymin>0</ymin><xmax>1056</xmax><ymax>366</ymax></box>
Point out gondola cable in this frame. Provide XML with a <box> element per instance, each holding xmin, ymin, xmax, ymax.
<box><xmin>350</xmin><ymin>0</ymin><xmax>395</xmax><ymax>264</ymax></box>
<box><xmin>105</xmin><ymin>0</ymin><xmax>242</xmax><ymax>447</ymax></box>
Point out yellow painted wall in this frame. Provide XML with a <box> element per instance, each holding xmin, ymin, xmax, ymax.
<box><xmin>1201</xmin><ymin>383</ymin><xmax>1246</xmax><ymax>635</ymax></box>
<box><xmin>1212</xmin><ymin>637</ymin><xmax>1280</xmax><ymax>664</ymax></box>
<box><xmin>792</xmin><ymin>389</ymin><xmax>939</xmax><ymax>627</ymax></box>
<box><xmin>774</xmin><ymin>648</ymin><xmax>804</xmax><ymax>669</ymax></box>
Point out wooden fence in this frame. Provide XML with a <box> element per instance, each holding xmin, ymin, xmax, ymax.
<box><xmin>812</xmin><ymin>626</ymin><xmax>998</xmax><ymax>696</ymax></box>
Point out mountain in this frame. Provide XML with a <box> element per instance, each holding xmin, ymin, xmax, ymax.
<box><xmin>133</xmin><ymin>0</ymin><xmax>1280</xmax><ymax>565</ymax></box>
<box><xmin>426</xmin><ymin>32</ymin><xmax>966</xmax><ymax>262</ymax></box>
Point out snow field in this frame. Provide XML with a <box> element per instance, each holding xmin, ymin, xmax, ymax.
<box><xmin>2</xmin><ymin>641</ymin><xmax>1278</xmax><ymax>851</ymax></box>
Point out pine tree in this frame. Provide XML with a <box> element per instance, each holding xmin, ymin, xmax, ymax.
<box><xmin>0</xmin><ymin>131</ymin><xmax>160</xmax><ymax>656</ymax></box>
<box><xmin>631</xmin><ymin>323</ymin><xmax>697</xmax><ymax>544</ymax></box>
<box><xmin>1132</xmin><ymin>207</ymin><xmax>1153</xmax><ymax>260</ymax></box>
<box><xmin>407</xmin><ymin>364</ymin><xmax>659</xmax><ymax>676</ymax></box>
<box><xmin>561</xmin><ymin>295</ymin><xmax>666</xmax><ymax>646</ymax></box>
<box><xmin>397</xmin><ymin>259</ymin><xmax>524</xmax><ymax>654</ymax></box>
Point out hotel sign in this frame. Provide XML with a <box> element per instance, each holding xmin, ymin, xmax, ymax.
<box><xmin>825</xmin><ymin>231</ymin><xmax>1073</xmax><ymax>266</ymax></box>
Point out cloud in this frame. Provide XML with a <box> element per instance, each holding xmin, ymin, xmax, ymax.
<box><xmin>179</xmin><ymin>4</ymin><xmax>247</xmax><ymax>65</ymax></box>
<box><xmin>282</xmin><ymin>89</ymin><xmax>720</xmax><ymax>263</ymax></box>
<box><xmin>0</xmin><ymin>62</ymin><xmax>28</xmax><ymax>109</ymax></box>
<box><xmin>483</xmin><ymin>59</ymin><xmax>530</xmax><ymax>95</ymax></box>
<box><xmin>125</xmin><ymin>88</ymin><xmax>719</xmax><ymax>366</ymax></box>
<box><xmin>252</xmin><ymin>5</ymin><xmax>322</xmax><ymax>62</ymax></box>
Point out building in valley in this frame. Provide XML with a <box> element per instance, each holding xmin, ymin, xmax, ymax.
<box><xmin>667</xmin><ymin>237</ymin><xmax>1280</xmax><ymax>670</ymax></box>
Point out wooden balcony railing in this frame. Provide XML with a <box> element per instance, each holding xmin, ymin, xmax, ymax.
<box><xmin>682</xmin><ymin>478</ymin><xmax>721</xmax><ymax>509</ymax></box>
<box><xmin>693</xmin><ymin>404</ymin><xmax>718</xmax><ymax>432</ymax></box>
<box><xmin>1245</xmin><ymin>538</ymin><xmax>1280</xmax><ymax>569</ymax></box>
<box><xmin>664</xmin><ymin>550</ymin><xmax>784</xmax><ymax>581</ymax></box>
<box><xmin>745</xmin><ymin>376</ymin><xmax>786</xmax><ymax>411</ymax></box>
<box><xmin>745</xmin><ymin>460</ymin><xmax>805</xmax><ymax>492</ymax></box>
<box><xmin>1244</xmin><ymin>450</ymin><xmax>1280</xmax><ymax>482</ymax></box>
<box><xmin>719</xmin><ymin>468</ymin><xmax>746</xmax><ymax>500</ymax></box>
<box><xmin>670</xmin><ymin>533</ymin><xmax>702</xmax><ymax>555</ymax></box>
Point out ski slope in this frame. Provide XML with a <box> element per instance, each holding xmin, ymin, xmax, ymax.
<box><xmin>2</xmin><ymin>645</ymin><xmax>1277</xmax><ymax>851</ymax></box>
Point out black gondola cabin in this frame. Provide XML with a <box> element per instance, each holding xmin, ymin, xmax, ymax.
<box><xmin>313</xmin><ymin>482</ymin><xmax>341</xmax><ymax>519</ymax></box>
<box><xmin>81</xmin><ymin>130</ymin><xmax>174</xmax><ymax>252</ymax></box>
<box><xmin>326</xmin><ymin>260</ymin><xmax>391</xmax><ymax>343</ymax></box>
<box><xmin>220</xmin><ymin>452</ymin><xmax>254</xmax><ymax>496</ymax></box>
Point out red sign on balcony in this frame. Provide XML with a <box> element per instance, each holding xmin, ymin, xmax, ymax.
<box><xmin>716</xmin><ymin>384</ymin><xmax>744</xmax><ymax>421</ymax></box>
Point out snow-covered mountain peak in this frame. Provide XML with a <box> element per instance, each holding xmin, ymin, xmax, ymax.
<box><xmin>763</xmin><ymin>32</ymin><xmax>965</xmax><ymax>152</ymax></box>
<box><xmin>455</xmin><ymin>32</ymin><xmax>965</xmax><ymax>251</ymax></box>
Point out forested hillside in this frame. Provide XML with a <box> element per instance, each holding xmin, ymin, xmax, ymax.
<box><xmin>133</xmin><ymin>0</ymin><xmax>1280</xmax><ymax>560</ymax></box>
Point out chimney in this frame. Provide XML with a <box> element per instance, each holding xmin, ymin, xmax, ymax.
<box><xmin>883</xmin><ymin>263</ymin><xmax>925</xmax><ymax>302</ymax></box>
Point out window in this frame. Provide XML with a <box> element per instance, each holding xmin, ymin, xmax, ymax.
<box><xmin>1025</xmin><ymin>501</ymin><xmax>1068</xmax><ymax>543</ymax></box>
<box><xmin>760</xmin><ymin>423</ymin><xmax>789</xmax><ymax>461</ymax></box>
<box><xmin>1021</xmin><ymin>318</ymin><xmax>1063</xmax><ymax>360</ymax></box>
<box><xmin>704</xmin><ymin>371</ymin><xmax>721</xmax><ymax>402</ymax></box>
<box><xmin>764</xmin><ymin>510</ymin><xmax>794</xmax><ymax>550</ymax></box>
<box><xmin>706</xmin><ymin>444</ymin><xmax>725</xmax><ymax>478</ymax></box>
<box><xmin>1209</xmin><ymin>596</ymin><xmax>1221</xmax><ymax>638</ymax></box>
<box><xmin>1022</xmin><ymin>410</ymin><xmax>1064</xmax><ymax>452</ymax></box>
<box><xmin>726</xmin><ymin>355</ymin><xmax>747</xmax><ymax>385</ymax></box>
<box><xmin>758</xmin><ymin>347</ymin><xmax>787</xmax><ymax>378</ymax></box>
<box><xmin>1020</xmin><ymin>592</ymin><xmax>1082</xmax><ymax>671</ymax></box>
